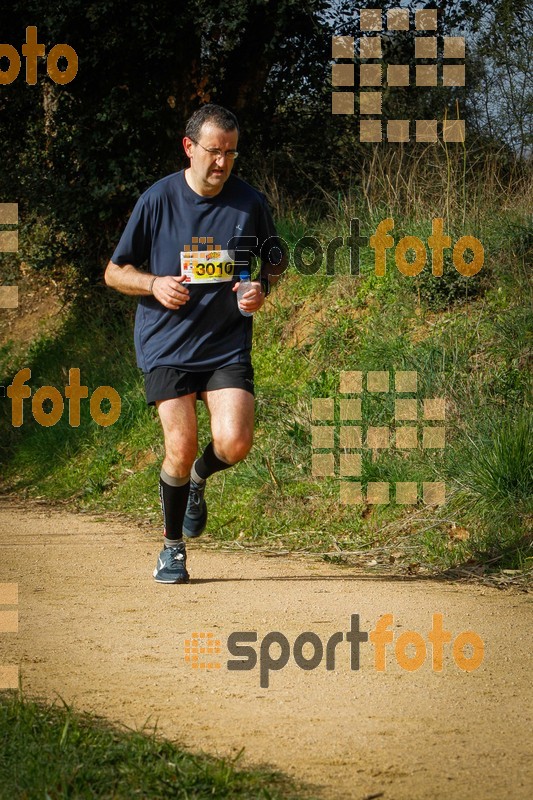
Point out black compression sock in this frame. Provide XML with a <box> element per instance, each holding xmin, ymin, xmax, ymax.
<box><xmin>192</xmin><ymin>441</ymin><xmax>233</xmax><ymax>482</ymax></box>
<box><xmin>159</xmin><ymin>468</ymin><xmax>190</xmax><ymax>541</ymax></box>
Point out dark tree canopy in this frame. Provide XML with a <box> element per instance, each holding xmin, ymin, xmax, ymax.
<box><xmin>0</xmin><ymin>0</ymin><xmax>529</xmax><ymax>283</ymax></box>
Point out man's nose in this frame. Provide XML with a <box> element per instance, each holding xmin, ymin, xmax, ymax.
<box><xmin>214</xmin><ymin>153</ymin><xmax>229</xmax><ymax>164</ymax></box>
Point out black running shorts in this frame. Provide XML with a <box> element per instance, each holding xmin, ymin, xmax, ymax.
<box><xmin>144</xmin><ymin>362</ymin><xmax>255</xmax><ymax>406</ymax></box>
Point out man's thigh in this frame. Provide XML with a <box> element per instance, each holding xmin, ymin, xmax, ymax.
<box><xmin>200</xmin><ymin>388</ymin><xmax>254</xmax><ymax>445</ymax></box>
<box><xmin>156</xmin><ymin>393</ymin><xmax>198</xmax><ymax>452</ymax></box>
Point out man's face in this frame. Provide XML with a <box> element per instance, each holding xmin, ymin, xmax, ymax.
<box><xmin>183</xmin><ymin>123</ymin><xmax>239</xmax><ymax>196</ymax></box>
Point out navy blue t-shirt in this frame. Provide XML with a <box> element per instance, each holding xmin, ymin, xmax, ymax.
<box><xmin>111</xmin><ymin>170</ymin><xmax>281</xmax><ymax>373</ymax></box>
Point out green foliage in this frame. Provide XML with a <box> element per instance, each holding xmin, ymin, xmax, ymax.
<box><xmin>0</xmin><ymin>691</ymin><xmax>308</xmax><ymax>799</ymax></box>
<box><xmin>444</xmin><ymin>410</ymin><xmax>532</xmax><ymax>567</ymax></box>
<box><xmin>2</xmin><ymin>0</ymin><xmax>529</xmax><ymax>290</ymax></box>
<box><xmin>1</xmin><ymin>0</ymin><xmax>332</xmax><ymax>285</ymax></box>
<box><xmin>458</xmin><ymin>411</ymin><xmax>532</xmax><ymax>518</ymax></box>
<box><xmin>1</xmin><ymin>201</ymin><xmax>530</xmax><ymax>573</ymax></box>
<box><xmin>413</xmin><ymin>251</ymin><xmax>486</xmax><ymax>310</ymax></box>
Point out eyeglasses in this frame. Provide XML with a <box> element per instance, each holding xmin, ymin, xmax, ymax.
<box><xmin>190</xmin><ymin>139</ymin><xmax>239</xmax><ymax>160</ymax></box>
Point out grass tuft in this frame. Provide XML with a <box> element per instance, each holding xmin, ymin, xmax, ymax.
<box><xmin>0</xmin><ymin>691</ymin><xmax>312</xmax><ymax>800</ymax></box>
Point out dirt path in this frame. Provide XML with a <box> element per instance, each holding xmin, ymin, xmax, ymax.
<box><xmin>0</xmin><ymin>497</ymin><xmax>531</xmax><ymax>799</ymax></box>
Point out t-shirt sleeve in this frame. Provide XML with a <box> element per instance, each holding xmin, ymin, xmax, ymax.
<box><xmin>111</xmin><ymin>196</ymin><xmax>152</xmax><ymax>267</ymax></box>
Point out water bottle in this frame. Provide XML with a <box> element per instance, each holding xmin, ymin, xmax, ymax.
<box><xmin>237</xmin><ymin>271</ymin><xmax>253</xmax><ymax>317</ymax></box>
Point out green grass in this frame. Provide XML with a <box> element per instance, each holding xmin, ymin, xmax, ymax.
<box><xmin>0</xmin><ymin>691</ymin><xmax>311</xmax><ymax>799</ymax></box>
<box><xmin>445</xmin><ymin>409</ymin><xmax>532</xmax><ymax>551</ymax></box>
<box><xmin>0</xmin><ymin>208</ymin><xmax>531</xmax><ymax>573</ymax></box>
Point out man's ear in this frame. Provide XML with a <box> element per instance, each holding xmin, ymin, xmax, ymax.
<box><xmin>183</xmin><ymin>136</ymin><xmax>193</xmax><ymax>158</ymax></box>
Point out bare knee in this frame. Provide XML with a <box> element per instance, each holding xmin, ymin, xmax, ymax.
<box><xmin>163</xmin><ymin>434</ymin><xmax>197</xmax><ymax>477</ymax></box>
<box><xmin>214</xmin><ymin>433</ymin><xmax>253</xmax><ymax>465</ymax></box>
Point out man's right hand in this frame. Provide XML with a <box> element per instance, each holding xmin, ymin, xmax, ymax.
<box><xmin>152</xmin><ymin>275</ymin><xmax>190</xmax><ymax>309</ymax></box>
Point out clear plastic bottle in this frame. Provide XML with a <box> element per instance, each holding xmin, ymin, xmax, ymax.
<box><xmin>236</xmin><ymin>270</ymin><xmax>253</xmax><ymax>317</ymax></box>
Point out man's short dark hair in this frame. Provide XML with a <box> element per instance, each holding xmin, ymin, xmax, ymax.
<box><xmin>185</xmin><ymin>104</ymin><xmax>239</xmax><ymax>141</ymax></box>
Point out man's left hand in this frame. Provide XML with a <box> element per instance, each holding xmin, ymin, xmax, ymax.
<box><xmin>232</xmin><ymin>280</ymin><xmax>266</xmax><ymax>314</ymax></box>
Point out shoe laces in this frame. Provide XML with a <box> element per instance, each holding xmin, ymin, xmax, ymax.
<box><xmin>169</xmin><ymin>546</ymin><xmax>185</xmax><ymax>562</ymax></box>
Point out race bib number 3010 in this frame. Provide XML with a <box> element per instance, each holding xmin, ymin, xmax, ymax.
<box><xmin>180</xmin><ymin>249</ymin><xmax>236</xmax><ymax>283</ymax></box>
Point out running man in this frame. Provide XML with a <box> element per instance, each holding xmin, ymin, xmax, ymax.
<box><xmin>104</xmin><ymin>104</ymin><xmax>284</xmax><ymax>584</ymax></box>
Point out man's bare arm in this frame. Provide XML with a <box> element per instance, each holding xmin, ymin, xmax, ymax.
<box><xmin>104</xmin><ymin>261</ymin><xmax>155</xmax><ymax>295</ymax></box>
<box><xmin>104</xmin><ymin>261</ymin><xmax>190</xmax><ymax>309</ymax></box>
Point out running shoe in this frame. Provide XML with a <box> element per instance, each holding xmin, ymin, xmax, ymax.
<box><xmin>153</xmin><ymin>541</ymin><xmax>189</xmax><ymax>584</ymax></box>
<box><xmin>183</xmin><ymin>479</ymin><xmax>208</xmax><ymax>538</ymax></box>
